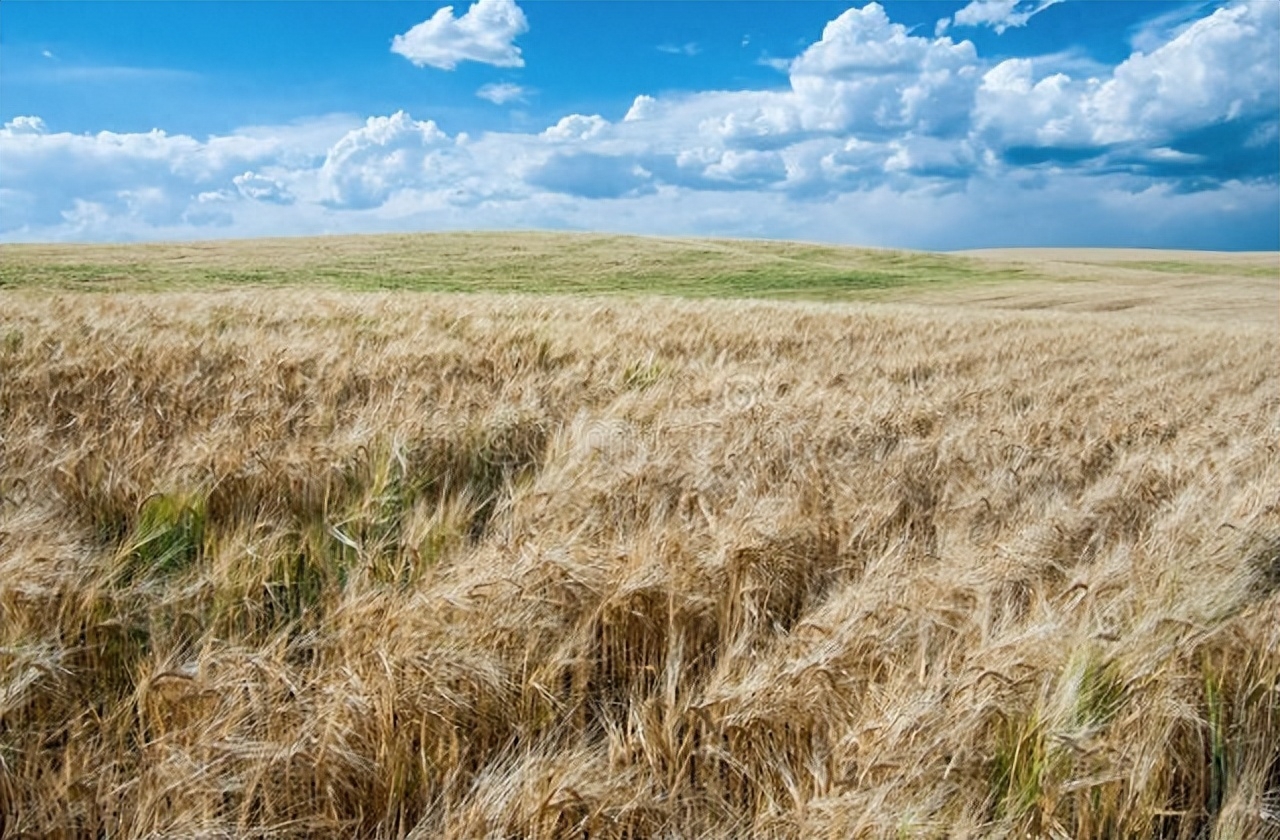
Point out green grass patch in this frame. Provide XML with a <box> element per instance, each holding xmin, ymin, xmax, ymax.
<box><xmin>119</xmin><ymin>492</ymin><xmax>207</xmax><ymax>583</ymax></box>
<box><xmin>0</xmin><ymin>231</ymin><xmax>1033</xmax><ymax>300</ymax></box>
<box><xmin>1103</xmin><ymin>260</ymin><xmax>1278</xmax><ymax>278</ymax></box>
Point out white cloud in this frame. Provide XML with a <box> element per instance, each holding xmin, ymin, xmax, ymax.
<box><xmin>3</xmin><ymin>116</ymin><xmax>47</xmax><ymax>135</ymax></box>
<box><xmin>974</xmin><ymin>1</ymin><xmax>1280</xmax><ymax>152</ymax></box>
<box><xmin>701</xmin><ymin>97</ymin><xmax>802</xmax><ymax>148</ymax></box>
<box><xmin>788</xmin><ymin>3</ymin><xmax>981</xmax><ymax>137</ymax></box>
<box><xmin>477</xmin><ymin>82</ymin><xmax>528</xmax><ymax>105</ymax></box>
<box><xmin>951</xmin><ymin>0</ymin><xmax>1063</xmax><ymax>34</ymax></box>
<box><xmin>624</xmin><ymin>95</ymin><xmax>659</xmax><ymax>122</ymax></box>
<box><xmin>0</xmin><ymin>119</ymin><xmax>296</xmax><ymax>232</ymax></box>
<box><xmin>320</xmin><ymin>111</ymin><xmax>455</xmax><ymax>208</ymax></box>
<box><xmin>791</xmin><ymin>4</ymin><xmax>944</xmax><ymax>76</ymax></box>
<box><xmin>702</xmin><ymin>149</ymin><xmax>789</xmax><ymax>187</ymax></box>
<box><xmin>973</xmin><ymin>59</ymin><xmax>1093</xmax><ymax>148</ymax></box>
<box><xmin>1090</xmin><ymin>1</ymin><xmax>1279</xmax><ymax>143</ymax></box>
<box><xmin>542</xmin><ymin>114</ymin><xmax>609</xmax><ymax>141</ymax></box>
<box><xmin>233</xmin><ymin>171</ymin><xmax>294</xmax><ymax>205</ymax></box>
<box><xmin>229</xmin><ymin>114</ymin><xmax>362</xmax><ymax>160</ymax></box>
<box><xmin>392</xmin><ymin>0</ymin><xmax>528</xmax><ymax>70</ymax></box>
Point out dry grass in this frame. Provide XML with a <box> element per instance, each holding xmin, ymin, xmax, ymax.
<box><xmin>916</xmin><ymin>248</ymin><xmax>1279</xmax><ymax>325</ymax></box>
<box><xmin>1</xmin><ymin>245</ymin><xmax>1278</xmax><ymax>837</ymax></box>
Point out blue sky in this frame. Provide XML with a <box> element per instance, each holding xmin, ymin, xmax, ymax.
<box><xmin>2</xmin><ymin>0</ymin><xmax>1277</xmax><ymax>249</ymax></box>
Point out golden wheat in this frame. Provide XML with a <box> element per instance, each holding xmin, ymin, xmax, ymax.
<box><xmin>0</xmin><ymin>283</ymin><xmax>1277</xmax><ymax>838</ymax></box>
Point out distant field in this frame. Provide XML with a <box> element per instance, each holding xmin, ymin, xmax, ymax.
<box><xmin>3</xmin><ymin>232</ymin><xmax>1273</xmax><ymax>322</ymax></box>
<box><xmin>0</xmin><ymin>232</ymin><xmax>1026</xmax><ymax>297</ymax></box>
<box><xmin>1</xmin><ymin>234</ymin><xmax>1277</xmax><ymax>838</ymax></box>
<box><xmin>940</xmin><ymin>247</ymin><xmax>1278</xmax><ymax>324</ymax></box>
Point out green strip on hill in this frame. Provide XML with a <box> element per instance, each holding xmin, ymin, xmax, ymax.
<box><xmin>0</xmin><ymin>231</ymin><xmax>1030</xmax><ymax>300</ymax></box>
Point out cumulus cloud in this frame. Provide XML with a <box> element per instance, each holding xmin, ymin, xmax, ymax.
<box><xmin>788</xmin><ymin>3</ymin><xmax>981</xmax><ymax>138</ymax></box>
<box><xmin>392</xmin><ymin>0</ymin><xmax>528</xmax><ymax>70</ymax></box>
<box><xmin>4</xmin><ymin>116</ymin><xmax>47</xmax><ymax>135</ymax></box>
<box><xmin>233</xmin><ymin>171</ymin><xmax>294</xmax><ymax>204</ymax></box>
<box><xmin>542</xmin><ymin>114</ymin><xmax>609</xmax><ymax>141</ymax></box>
<box><xmin>974</xmin><ymin>0</ymin><xmax>1280</xmax><ymax>180</ymax></box>
<box><xmin>320</xmin><ymin>111</ymin><xmax>455</xmax><ymax>208</ymax></box>
<box><xmin>477</xmin><ymin>82</ymin><xmax>528</xmax><ymax>105</ymax></box>
<box><xmin>701</xmin><ymin>97</ymin><xmax>803</xmax><ymax>149</ymax></box>
<box><xmin>0</xmin><ymin>118</ymin><xmax>297</xmax><ymax>233</ymax></box>
<box><xmin>702</xmin><ymin>149</ymin><xmax>789</xmax><ymax>187</ymax></box>
<box><xmin>973</xmin><ymin>59</ymin><xmax>1092</xmax><ymax>148</ymax></box>
<box><xmin>1091</xmin><ymin>1</ymin><xmax>1279</xmax><ymax>143</ymax></box>
<box><xmin>624</xmin><ymin>95</ymin><xmax>659</xmax><ymax>122</ymax></box>
<box><xmin>950</xmin><ymin>0</ymin><xmax>1063</xmax><ymax>34</ymax></box>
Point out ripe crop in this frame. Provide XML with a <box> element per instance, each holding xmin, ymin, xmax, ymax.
<box><xmin>0</xmin><ymin>240</ymin><xmax>1276</xmax><ymax>838</ymax></box>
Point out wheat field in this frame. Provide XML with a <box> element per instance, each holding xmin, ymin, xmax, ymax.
<box><xmin>0</xmin><ymin>236</ymin><xmax>1277</xmax><ymax>838</ymax></box>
